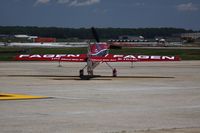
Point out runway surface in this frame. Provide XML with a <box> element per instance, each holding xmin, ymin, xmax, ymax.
<box><xmin>0</xmin><ymin>61</ymin><xmax>200</xmax><ymax>133</ymax></box>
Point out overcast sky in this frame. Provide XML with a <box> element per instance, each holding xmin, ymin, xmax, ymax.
<box><xmin>0</xmin><ymin>0</ymin><xmax>200</xmax><ymax>30</ymax></box>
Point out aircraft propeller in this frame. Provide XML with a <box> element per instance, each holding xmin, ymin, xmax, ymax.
<box><xmin>91</xmin><ymin>27</ymin><xmax>100</xmax><ymax>43</ymax></box>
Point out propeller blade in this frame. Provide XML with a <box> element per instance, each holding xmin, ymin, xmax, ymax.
<box><xmin>91</xmin><ymin>27</ymin><xmax>100</xmax><ymax>42</ymax></box>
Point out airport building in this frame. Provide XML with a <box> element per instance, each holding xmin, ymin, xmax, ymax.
<box><xmin>118</xmin><ymin>35</ymin><xmax>145</xmax><ymax>42</ymax></box>
<box><xmin>181</xmin><ymin>33</ymin><xmax>200</xmax><ymax>39</ymax></box>
<box><xmin>181</xmin><ymin>33</ymin><xmax>200</xmax><ymax>42</ymax></box>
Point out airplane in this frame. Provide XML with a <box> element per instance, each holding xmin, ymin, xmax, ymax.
<box><xmin>15</xmin><ymin>27</ymin><xmax>181</xmax><ymax>79</ymax></box>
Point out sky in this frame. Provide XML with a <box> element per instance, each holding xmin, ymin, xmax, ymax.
<box><xmin>0</xmin><ymin>0</ymin><xmax>200</xmax><ymax>30</ymax></box>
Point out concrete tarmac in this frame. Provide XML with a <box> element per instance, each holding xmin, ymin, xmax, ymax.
<box><xmin>0</xmin><ymin>61</ymin><xmax>200</xmax><ymax>133</ymax></box>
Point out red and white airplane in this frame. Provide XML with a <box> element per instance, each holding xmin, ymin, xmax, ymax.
<box><xmin>15</xmin><ymin>28</ymin><xmax>181</xmax><ymax>79</ymax></box>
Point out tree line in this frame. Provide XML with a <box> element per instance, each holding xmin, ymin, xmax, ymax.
<box><xmin>0</xmin><ymin>26</ymin><xmax>195</xmax><ymax>39</ymax></box>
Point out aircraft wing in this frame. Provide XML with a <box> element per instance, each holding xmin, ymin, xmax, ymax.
<box><xmin>15</xmin><ymin>54</ymin><xmax>181</xmax><ymax>62</ymax></box>
<box><xmin>91</xmin><ymin>54</ymin><xmax>181</xmax><ymax>62</ymax></box>
<box><xmin>15</xmin><ymin>54</ymin><xmax>87</xmax><ymax>62</ymax></box>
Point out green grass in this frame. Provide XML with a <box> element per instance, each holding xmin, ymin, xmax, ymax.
<box><xmin>0</xmin><ymin>47</ymin><xmax>200</xmax><ymax>61</ymax></box>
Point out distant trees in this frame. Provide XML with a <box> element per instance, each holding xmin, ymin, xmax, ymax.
<box><xmin>0</xmin><ymin>26</ymin><xmax>194</xmax><ymax>39</ymax></box>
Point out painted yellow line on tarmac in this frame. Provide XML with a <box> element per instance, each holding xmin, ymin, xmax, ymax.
<box><xmin>0</xmin><ymin>93</ymin><xmax>48</xmax><ymax>100</ymax></box>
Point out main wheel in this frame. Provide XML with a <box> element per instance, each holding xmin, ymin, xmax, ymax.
<box><xmin>112</xmin><ymin>68</ymin><xmax>117</xmax><ymax>77</ymax></box>
<box><xmin>79</xmin><ymin>69</ymin><xmax>84</xmax><ymax>77</ymax></box>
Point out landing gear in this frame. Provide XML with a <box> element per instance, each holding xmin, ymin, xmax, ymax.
<box><xmin>79</xmin><ymin>69</ymin><xmax>84</xmax><ymax>78</ymax></box>
<box><xmin>112</xmin><ymin>68</ymin><xmax>117</xmax><ymax>77</ymax></box>
<box><xmin>87</xmin><ymin>66</ymin><xmax>94</xmax><ymax>77</ymax></box>
<box><xmin>79</xmin><ymin>69</ymin><xmax>90</xmax><ymax>80</ymax></box>
<box><xmin>87</xmin><ymin>70</ymin><xmax>93</xmax><ymax>77</ymax></box>
<box><xmin>79</xmin><ymin>62</ymin><xmax>117</xmax><ymax>79</ymax></box>
<box><xmin>105</xmin><ymin>62</ymin><xmax>117</xmax><ymax>77</ymax></box>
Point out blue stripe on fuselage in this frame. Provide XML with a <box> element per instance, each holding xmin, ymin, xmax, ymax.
<box><xmin>91</xmin><ymin>49</ymin><xmax>108</xmax><ymax>56</ymax></box>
